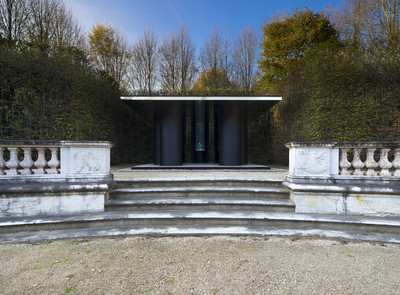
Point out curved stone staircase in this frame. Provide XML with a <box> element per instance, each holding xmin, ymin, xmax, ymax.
<box><xmin>1</xmin><ymin>178</ymin><xmax>400</xmax><ymax>244</ymax></box>
<box><xmin>106</xmin><ymin>179</ymin><xmax>294</xmax><ymax>213</ymax></box>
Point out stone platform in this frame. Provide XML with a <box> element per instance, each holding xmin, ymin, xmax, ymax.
<box><xmin>112</xmin><ymin>165</ymin><xmax>287</xmax><ymax>181</ymax></box>
<box><xmin>130</xmin><ymin>163</ymin><xmax>272</xmax><ymax>170</ymax></box>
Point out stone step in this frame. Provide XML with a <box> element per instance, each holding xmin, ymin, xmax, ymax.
<box><xmin>114</xmin><ymin>179</ymin><xmax>284</xmax><ymax>189</ymax></box>
<box><xmin>2</xmin><ymin>211</ymin><xmax>400</xmax><ymax>238</ymax></box>
<box><xmin>3</xmin><ymin>225</ymin><xmax>400</xmax><ymax>244</ymax></box>
<box><xmin>105</xmin><ymin>198</ymin><xmax>295</xmax><ymax>213</ymax></box>
<box><xmin>109</xmin><ymin>187</ymin><xmax>290</xmax><ymax>200</ymax></box>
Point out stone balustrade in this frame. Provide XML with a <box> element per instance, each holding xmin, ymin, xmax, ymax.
<box><xmin>338</xmin><ymin>142</ymin><xmax>400</xmax><ymax>177</ymax></box>
<box><xmin>0</xmin><ymin>140</ymin><xmax>114</xmax><ymax>217</ymax></box>
<box><xmin>285</xmin><ymin>142</ymin><xmax>400</xmax><ymax>179</ymax></box>
<box><xmin>284</xmin><ymin>142</ymin><xmax>400</xmax><ymax>217</ymax></box>
<box><xmin>0</xmin><ymin>141</ymin><xmax>61</xmax><ymax>176</ymax></box>
<box><xmin>0</xmin><ymin>140</ymin><xmax>113</xmax><ymax>178</ymax></box>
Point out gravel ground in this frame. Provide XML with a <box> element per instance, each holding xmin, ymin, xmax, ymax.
<box><xmin>1</xmin><ymin>236</ymin><xmax>399</xmax><ymax>295</ymax></box>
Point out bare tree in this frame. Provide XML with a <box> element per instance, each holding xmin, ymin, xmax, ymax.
<box><xmin>53</xmin><ymin>4</ymin><xmax>86</xmax><ymax>50</ymax></box>
<box><xmin>159</xmin><ymin>25</ymin><xmax>196</xmax><ymax>93</ymax></box>
<box><xmin>159</xmin><ymin>29</ymin><xmax>179</xmax><ymax>92</ymax></box>
<box><xmin>233</xmin><ymin>25</ymin><xmax>259</xmax><ymax>91</ymax></box>
<box><xmin>27</xmin><ymin>0</ymin><xmax>60</xmax><ymax>48</ymax></box>
<box><xmin>342</xmin><ymin>0</ymin><xmax>400</xmax><ymax>49</ymax></box>
<box><xmin>366</xmin><ymin>0</ymin><xmax>400</xmax><ymax>47</ymax></box>
<box><xmin>0</xmin><ymin>0</ymin><xmax>30</xmax><ymax>44</ymax></box>
<box><xmin>177</xmin><ymin>25</ymin><xmax>197</xmax><ymax>91</ymax></box>
<box><xmin>130</xmin><ymin>27</ymin><xmax>158</xmax><ymax>94</ymax></box>
<box><xmin>220</xmin><ymin>29</ymin><xmax>232</xmax><ymax>77</ymax></box>
<box><xmin>0</xmin><ymin>0</ymin><xmax>87</xmax><ymax>50</ymax></box>
<box><xmin>112</xmin><ymin>28</ymin><xmax>131</xmax><ymax>89</ymax></box>
<box><xmin>199</xmin><ymin>27</ymin><xmax>232</xmax><ymax>89</ymax></box>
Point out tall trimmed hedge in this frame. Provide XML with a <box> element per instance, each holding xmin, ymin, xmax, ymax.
<box><xmin>0</xmin><ymin>46</ymin><xmax>152</xmax><ymax>164</ymax></box>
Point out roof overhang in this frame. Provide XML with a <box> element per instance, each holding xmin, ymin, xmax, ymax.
<box><xmin>120</xmin><ymin>96</ymin><xmax>282</xmax><ymax>122</ymax></box>
<box><xmin>121</xmin><ymin>95</ymin><xmax>282</xmax><ymax>101</ymax></box>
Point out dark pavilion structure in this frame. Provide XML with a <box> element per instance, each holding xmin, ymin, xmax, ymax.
<box><xmin>121</xmin><ymin>96</ymin><xmax>281</xmax><ymax>167</ymax></box>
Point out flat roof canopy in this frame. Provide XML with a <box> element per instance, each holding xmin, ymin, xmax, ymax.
<box><xmin>121</xmin><ymin>95</ymin><xmax>282</xmax><ymax>101</ymax></box>
<box><xmin>121</xmin><ymin>95</ymin><xmax>282</xmax><ymax>122</ymax></box>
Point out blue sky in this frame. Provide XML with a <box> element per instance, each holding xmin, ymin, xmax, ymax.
<box><xmin>65</xmin><ymin>0</ymin><xmax>342</xmax><ymax>48</ymax></box>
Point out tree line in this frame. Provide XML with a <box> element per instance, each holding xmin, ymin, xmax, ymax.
<box><xmin>88</xmin><ymin>23</ymin><xmax>259</xmax><ymax>95</ymax></box>
<box><xmin>0</xmin><ymin>0</ymin><xmax>259</xmax><ymax>94</ymax></box>
<box><xmin>258</xmin><ymin>0</ymin><xmax>400</xmax><ymax>163</ymax></box>
<box><xmin>0</xmin><ymin>0</ymin><xmax>85</xmax><ymax>50</ymax></box>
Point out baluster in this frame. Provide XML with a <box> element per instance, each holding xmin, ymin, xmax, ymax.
<box><xmin>339</xmin><ymin>148</ymin><xmax>352</xmax><ymax>175</ymax></box>
<box><xmin>352</xmin><ymin>148</ymin><xmax>365</xmax><ymax>175</ymax></box>
<box><xmin>0</xmin><ymin>147</ymin><xmax>6</xmax><ymax>175</ymax></box>
<box><xmin>392</xmin><ymin>148</ymin><xmax>400</xmax><ymax>177</ymax></box>
<box><xmin>378</xmin><ymin>148</ymin><xmax>393</xmax><ymax>177</ymax></box>
<box><xmin>34</xmin><ymin>147</ymin><xmax>47</xmax><ymax>174</ymax></box>
<box><xmin>20</xmin><ymin>147</ymin><xmax>34</xmax><ymax>175</ymax></box>
<box><xmin>47</xmin><ymin>147</ymin><xmax>60</xmax><ymax>174</ymax></box>
<box><xmin>365</xmin><ymin>148</ymin><xmax>378</xmax><ymax>176</ymax></box>
<box><xmin>6</xmin><ymin>147</ymin><xmax>20</xmax><ymax>175</ymax></box>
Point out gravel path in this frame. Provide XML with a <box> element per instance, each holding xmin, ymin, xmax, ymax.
<box><xmin>1</xmin><ymin>236</ymin><xmax>399</xmax><ymax>294</ymax></box>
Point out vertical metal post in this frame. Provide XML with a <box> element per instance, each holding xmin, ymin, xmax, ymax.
<box><xmin>153</xmin><ymin>102</ymin><xmax>160</xmax><ymax>165</ymax></box>
<box><xmin>159</xmin><ymin>101</ymin><xmax>183</xmax><ymax>166</ymax></box>
<box><xmin>241</xmin><ymin>101</ymin><xmax>248</xmax><ymax>164</ymax></box>
<box><xmin>219</xmin><ymin>100</ymin><xmax>242</xmax><ymax>166</ymax></box>
<box><xmin>182</xmin><ymin>102</ymin><xmax>186</xmax><ymax>163</ymax></box>
<box><xmin>214</xmin><ymin>101</ymin><xmax>220</xmax><ymax>163</ymax></box>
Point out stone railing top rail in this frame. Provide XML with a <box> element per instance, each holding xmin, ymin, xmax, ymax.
<box><xmin>286</xmin><ymin>141</ymin><xmax>400</xmax><ymax>148</ymax></box>
<box><xmin>285</xmin><ymin>142</ymin><xmax>336</xmax><ymax>148</ymax></box>
<box><xmin>0</xmin><ymin>140</ymin><xmax>113</xmax><ymax>148</ymax></box>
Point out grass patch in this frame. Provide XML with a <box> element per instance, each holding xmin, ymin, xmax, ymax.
<box><xmin>64</xmin><ymin>284</ymin><xmax>77</xmax><ymax>293</ymax></box>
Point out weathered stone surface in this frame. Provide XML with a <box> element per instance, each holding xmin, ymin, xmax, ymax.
<box><xmin>286</xmin><ymin>143</ymin><xmax>338</xmax><ymax>177</ymax></box>
<box><xmin>0</xmin><ymin>192</ymin><xmax>105</xmax><ymax>217</ymax></box>
<box><xmin>60</xmin><ymin>141</ymin><xmax>112</xmax><ymax>175</ymax></box>
<box><xmin>346</xmin><ymin>194</ymin><xmax>400</xmax><ymax>217</ymax></box>
<box><xmin>0</xmin><ymin>140</ymin><xmax>114</xmax><ymax>217</ymax></box>
<box><xmin>289</xmin><ymin>192</ymin><xmax>345</xmax><ymax>215</ymax></box>
<box><xmin>0</xmin><ymin>181</ymin><xmax>114</xmax><ymax>217</ymax></box>
<box><xmin>285</xmin><ymin>142</ymin><xmax>400</xmax><ymax>217</ymax></box>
